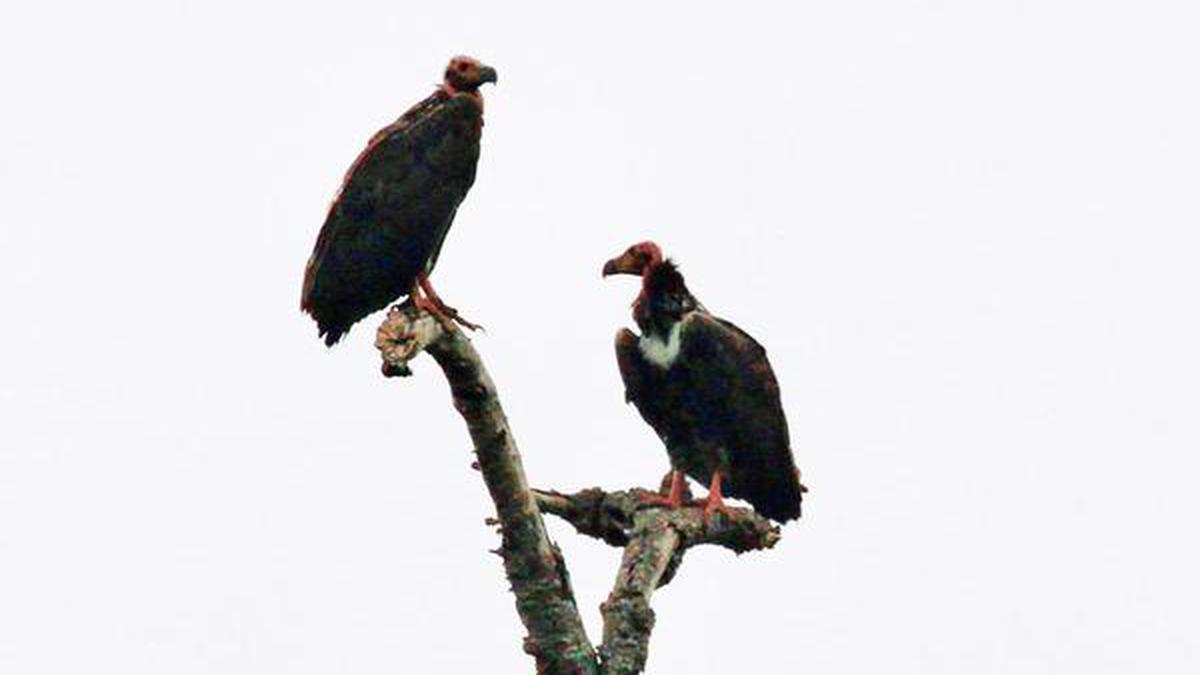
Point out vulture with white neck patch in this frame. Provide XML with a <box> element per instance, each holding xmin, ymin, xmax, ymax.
<box><xmin>603</xmin><ymin>241</ymin><xmax>805</xmax><ymax>522</ymax></box>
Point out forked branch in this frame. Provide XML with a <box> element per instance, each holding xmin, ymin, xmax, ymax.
<box><xmin>534</xmin><ymin>488</ymin><xmax>779</xmax><ymax>673</ymax></box>
<box><xmin>376</xmin><ymin>304</ymin><xmax>782</xmax><ymax>675</ymax></box>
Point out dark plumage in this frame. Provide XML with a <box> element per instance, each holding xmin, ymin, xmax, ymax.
<box><xmin>604</xmin><ymin>242</ymin><xmax>804</xmax><ymax>522</ymax></box>
<box><xmin>301</xmin><ymin>56</ymin><xmax>497</xmax><ymax>345</ymax></box>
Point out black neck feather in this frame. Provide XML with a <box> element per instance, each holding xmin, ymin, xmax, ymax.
<box><xmin>635</xmin><ymin>260</ymin><xmax>698</xmax><ymax>339</ymax></box>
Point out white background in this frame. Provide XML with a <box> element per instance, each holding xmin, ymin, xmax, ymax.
<box><xmin>3</xmin><ymin>1</ymin><xmax>1198</xmax><ymax>672</ymax></box>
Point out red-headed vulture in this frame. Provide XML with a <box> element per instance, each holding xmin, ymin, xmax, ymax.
<box><xmin>301</xmin><ymin>56</ymin><xmax>497</xmax><ymax>345</ymax></box>
<box><xmin>603</xmin><ymin>241</ymin><xmax>804</xmax><ymax>522</ymax></box>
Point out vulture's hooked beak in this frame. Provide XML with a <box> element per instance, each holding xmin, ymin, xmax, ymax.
<box><xmin>478</xmin><ymin>65</ymin><xmax>498</xmax><ymax>85</ymax></box>
<box><xmin>602</xmin><ymin>251</ymin><xmax>641</xmax><ymax>277</ymax></box>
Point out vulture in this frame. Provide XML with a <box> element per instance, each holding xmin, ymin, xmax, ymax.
<box><xmin>301</xmin><ymin>56</ymin><xmax>497</xmax><ymax>345</ymax></box>
<box><xmin>603</xmin><ymin>241</ymin><xmax>804</xmax><ymax>522</ymax></box>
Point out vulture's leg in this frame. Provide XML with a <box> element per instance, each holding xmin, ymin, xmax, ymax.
<box><xmin>640</xmin><ymin>470</ymin><xmax>687</xmax><ymax>509</ymax></box>
<box><xmin>417</xmin><ymin>274</ymin><xmax>482</xmax><ymax>331</ymax></box>
<box><xmin>699</xmin><ymin>471</ymin><xmax>737</xmax><ymax>521</ymax></box>
<box><xmin>409</xmin><ymin>280</ymin><xmax>459</xmax><ymax>332</ymax></box>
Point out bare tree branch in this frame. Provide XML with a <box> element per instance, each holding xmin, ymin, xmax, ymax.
<box><xmin>376</xmin><ymin>305</ymin><xmax>599</xmax><ymax>674</ymax></box>
<box><xmin>534</xmin><ymin>488</ymin><xmax>781</xmax><ymax>674</ymax></box>
<box><xmin>375</xmin><ymin>304</ymin><xmax>786</xmax><ymax>674</ymax></box>
<box><xmin>533</xmin><ymin>487</ymin><xmax>781</xmax><ymax>553</ymax></box>
<box><xmin>598</xmin><ymin>510</ymin><xmax>680</xmax><ymax>675</ymax></box>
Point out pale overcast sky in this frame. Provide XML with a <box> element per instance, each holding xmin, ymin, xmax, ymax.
<box><xmin>3</xmin><ymin>1</ymin><xmax>1199</xmax><ymax>672</ymax></box>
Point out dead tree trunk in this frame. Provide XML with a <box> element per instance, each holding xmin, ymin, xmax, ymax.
<box><xmin>376</xmin><ymin>304</ymin><xmax>783</xmax><ymax>674</ymax></box>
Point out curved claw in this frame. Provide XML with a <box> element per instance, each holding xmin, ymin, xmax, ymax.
<box><xmin>411</xmin><ymin>293</ymin><xmax>459</xmax><ymax>332</ymax></box>
<box><xmin>639</xmin><ymin>470</ymin><xmax>687</xmax><ymax>510</ymax></box>
<box><xmin>437</xmin><ymin>302</ymin><xmax>484</xmax><ymax>332</ymax></box>
<box><xmin>700</xmin><ymin>495</ymin><xmax>738</xmax><ymax>521</ymax></box>
<box><xmin>416</xmin><ymin>274</ymin><xmax>483</xmax><ymax>332</ymax></box>
<box><xmin>699</xmin><ymin>471</ymin><xmax>736</xmax><ymax>522</ymax></box>
<box><xmin>639</xmin><ymin>491</ymin><xmax>685</xmax><ymax>509</ymax></box>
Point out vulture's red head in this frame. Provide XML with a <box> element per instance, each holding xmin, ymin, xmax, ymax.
<box><xmin>602</xmin><ymin>241</ymin><xmax>664</xmax><ymax>278</ymax></box>
<box><xmin>604</xmin><ymin>241</ymin><xmax>697</xmax><ymax>331</ymax></box>
<box><xmin>443</xmin><ymin>56</ymin><xmax>498</xmax><ymax>94</ymax></box>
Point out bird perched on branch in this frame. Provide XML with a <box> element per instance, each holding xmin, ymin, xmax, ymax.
<box><xmin>603</xmin><ymin>241</ymin><xmax>805</xmax><ymax>522</ymax></box>
<box><xmin>301</xmin><ymin>56</ymin><xmax>498</xmax><ymax>345</ymax></box>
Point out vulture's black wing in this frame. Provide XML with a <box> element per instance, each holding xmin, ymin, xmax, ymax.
<box><xmin>301</xmin><ymin>91</ymin><xmax>483</xmax><ymax>345</ymax></box>
<box><xmin>677</xmin><ymin>313</ymin><xmax>803</xmax><ymax>521</ymax></box>
<box><xmin>618</xmin><ymin>313</ymin><xmax>803</xmax><ymax>522</ymax></box>
<box><xmin>615</xmin><ymin>327</ymin><xmax>673</xmax><ymax>437</ymax></box>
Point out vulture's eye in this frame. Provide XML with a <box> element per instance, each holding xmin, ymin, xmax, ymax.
<box><xmin>457</xmin><ymin>62</ymin><xmax>470</xmax><ymax>72</ymax></box>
